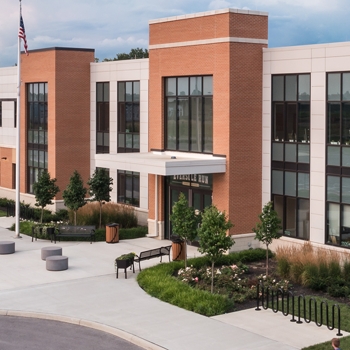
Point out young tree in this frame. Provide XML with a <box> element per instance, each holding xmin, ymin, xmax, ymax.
<box><xmin>253</xmin><ymin>201</ymin><xmax>282</xmax><ymax>276</ymax></box>
<box><xmin>32</xmin><ymin>170</ymin><xmax>60</xmax><ymax>223</ymax></box>
<box><xmin>197</xmin><ymin>205</ymin><xmax>234</xmax><ymax>293</ymax></box>
<box><xmin>87</xmin><ymin>168</ymin><xmax>113</xmax><ymax>228</ymax></box>
<box><xmin>170</xmin><ymin>192</ymin><xmax>199</xmax><ymax>268</ymax></box>
<box><xmin>62</xmin><ymin>170</ymin><xmax>87</xmax><ymax>226</ymax></box>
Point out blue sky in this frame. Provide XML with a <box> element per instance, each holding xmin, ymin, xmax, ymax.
<box><xmin>0</xmin><ymin>0</ymin><xmax>349</xmax><ymax>67</ymax></box>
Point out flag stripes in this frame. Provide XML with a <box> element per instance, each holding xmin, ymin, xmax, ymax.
<box><xmin>18</xmin><ymin>15</ymin><xmax>29</xmax><ymax>55</ymax></box>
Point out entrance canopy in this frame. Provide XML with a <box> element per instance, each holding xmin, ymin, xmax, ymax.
<box><xmin>95</xmin><ymin>151</ymin><xmax>226</xmax><ymax>175</ymax></box>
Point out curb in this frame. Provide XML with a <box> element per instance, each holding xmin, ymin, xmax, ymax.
<box><xmin>0</xmin><ymin>309</ymin><xmax>166</xmax><ymax>350</ymax></box>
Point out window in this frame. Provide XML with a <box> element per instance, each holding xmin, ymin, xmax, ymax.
<box><xmin>118</xmin><ymin>81</ymin><xmax>140</xmax><ymax>152</ymax></box>
<box><xmin>117</xmin><ymin>170</ymin><xmax>139</xmax><ymax>207</ymax></box>
<box><xmin>326</xmin><ymin>72</ymin><xmax>350</xmax><ymax>248</ymax></box>
<box><xmin>96</xmin><ymin>82</ymin><xmax>109</xmax><ymax>154</ymax></box>
<box><xmin>27</xmin><ymin>83</ymin><xmax>48</xmax><ymax>193</ymax></box>
<box><xmin>272</xmin><ymin>74</ymin><xmax>310</xmax><ymax>143</ymax></box>
<box><xmin>165</xmin><ymin>76</ymin><xmax>213</xmax><ymax>153</ymax></box>
<box><xmin>271</xmin><ymin>74</ymin><xmax>310</xmax><ymax>240</ymax></box>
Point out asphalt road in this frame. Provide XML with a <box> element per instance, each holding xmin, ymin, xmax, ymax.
<box><xmin>0</xmin><ymin>315</ymin><xmax>144</xmax><ymax>350</ymax></box>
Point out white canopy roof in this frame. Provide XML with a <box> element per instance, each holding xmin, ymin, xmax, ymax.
<box><xmin>95</xmin><ymin>151</ymin><xmax>226</xmax><ymax>176</ymax></box>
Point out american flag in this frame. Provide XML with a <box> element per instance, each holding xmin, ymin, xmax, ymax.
<box><xmin>18</xmin><ymin>15</ymin><xmax>29</xmax><ymax>56</ymax></box>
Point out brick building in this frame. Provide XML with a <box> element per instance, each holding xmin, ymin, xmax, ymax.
<box><xmin>1</xmin><ymin>8</ymin><xmax>350</xmax><ymax>251</ymax></box>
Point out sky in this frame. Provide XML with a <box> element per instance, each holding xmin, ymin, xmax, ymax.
<box><xmin>0</xmin><ymin>0</ymin><xmax>349</xmax><ymax>67</ymax></box>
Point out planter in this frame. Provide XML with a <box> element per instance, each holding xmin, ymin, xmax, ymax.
<box><xmin>115</xmin><ymin>258</ymin><xmax>134</xmax><ymax>279</ymax></box>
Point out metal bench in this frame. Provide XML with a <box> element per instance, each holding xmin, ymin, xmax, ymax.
<box><xmin>134</xmin><ymin>245</ymin><xmax>171</xmax><ymax>271</ymax></box>
<box><xmin>52</xmin><ymin>225</ymin><xmax>96</xmax><ymax>244</ymax></box>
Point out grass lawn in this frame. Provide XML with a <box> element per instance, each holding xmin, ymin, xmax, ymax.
<box><xmin>0</xmin><ymin>210</ymin><xmax>7</xmax><ymax>217</ymax></box>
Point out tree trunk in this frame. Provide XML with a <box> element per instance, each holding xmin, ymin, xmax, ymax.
<box><xmin>211</xmin><ymin>261</ymin><xmax>214</xmax><ymax>293</ymax></box>
<box><xmin>184</xmin><ymin>242</ymin><xmax>187</xmax><ymax>269</ymax></box>
<box><xmin>74</xmin><ymin>211</ymin><xmax>77</xmax><ymax>226</ymax></box>
<box><xmin>40</xmin><ymin>208</ymin><xmax>43</xmax><ymax>224</ymax></box>
<box><xmin>266</xmin><ymin>244</ymin><xmax>269</xmax><ymax>276</ymax></box>
<box><xmin>99</xmin><ymin>201</ymin><xmax>102</xmax><ymax>229</ymax></box>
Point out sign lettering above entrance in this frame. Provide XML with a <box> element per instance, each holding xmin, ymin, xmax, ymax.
<box><xmin>173</xmin><ymin>174</ymin><xmax>209</xmax><ymax>185</ymax></box>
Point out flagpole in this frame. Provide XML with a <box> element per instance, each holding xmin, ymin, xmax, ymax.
<box><xmin>15</xmin><ymin>0</ymin><xmax>22</xmax><ymax>238</ymax></box>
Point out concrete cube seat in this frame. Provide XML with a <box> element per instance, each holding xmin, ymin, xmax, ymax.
<box><xmin>41</xmin><ymin>246</ymin><xmax>62</xmax><ymax>260</ymax></box>
<box><xmin>0</xmin><ymin>241</ymin><xmax>15</xmax><ymax>254</ymax></box>
<box><xmin>46</xmin><ymin>255</ymin><xmax>68</xmax><ymax>271</ymax></box>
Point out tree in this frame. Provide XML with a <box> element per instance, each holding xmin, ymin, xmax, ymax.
<box><xmin>62</xmin><ymin>170</ymin><xmax>87</xmax><ymax>226</ymax></box>
<box><xmin>197</xmin><ymin>205</ymin><xmax>234</xmax><ymax>293</ymax></box>
<box><xmin>87</xmin><ymin>168</ymin><xmax>113</xmax><ymax>228</ymax></box>
<box><xmin>102</xmin><ymin>47</ymin><xmax>149</xmax><ymax>62</ymax></box>
<box><xmin>253</xmin><ymin>201</ymin><xmax>282</xmax><ymax>276</ymax></box>
<box><xmin>32</xmin><ymin>170</ymin><xmax>60</xmax><ymax>223</ymax></box>
<box><xmin>170</xmin><ymin>192</ymin><xmax>199</xmax><ymax>268</ymax></box>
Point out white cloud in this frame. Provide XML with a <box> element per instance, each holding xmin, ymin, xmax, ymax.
<box><xmin>208</xmin><ymin>0</ymin><xmax>232</xmax><ymax>10</ymax></box>
<box><xmin>0</xmin><ymin>0</ymin><xmax>350</xmax><ymax>67</ymax></box>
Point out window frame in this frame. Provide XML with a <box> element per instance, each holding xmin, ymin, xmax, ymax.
<box><xmin>117</xmin><ymin>81</ymin><xmax>140</xmax><ymax>153</ymax></box>
<box><xmin>26</xmin><ymin>82</ymin><xmax>48</xmax><ymax>194</ymax></box>
<box><xmin>96</xmin><ymin>82</ymin><xmax>110</xmax><ymax>154</ymax></box>
<box><xmin>117</xmin><ymin>170</ymin><xmax>140</xmax><ymax>207</ymax></box>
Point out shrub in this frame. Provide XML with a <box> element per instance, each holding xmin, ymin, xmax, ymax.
<box><xmin>342</xmin><ymin>259</ymin><xmax>350</xmax><ymax>280</ymax></box>
<box><xmin>137</xmin><ymin>248</ymin><xmax>271</xmax><ymax>316</ymax></box>
<box><xmin>71</xmin><ymin>202</ymin><xmax>137</xmax><ymax>228</ymax></box>
<box><xmin>137</xmin><ymin>261</ymin><xmax>235</xmax><ymax>316</ymax></box>
<box><xmin>276</xmin><ymin>256</ymin><xmax>290</xmax><ymax>278</ymax></box>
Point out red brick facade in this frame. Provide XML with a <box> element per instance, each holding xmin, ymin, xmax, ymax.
<box><xmin>148</xmin><ymin>10</ymin><xmax>267</xmax><ymax>234</ymax></box>
<box><xmin>20</xmin><ymin>48</ymin><xmax>94</xmax><ymax>199</ymax></box>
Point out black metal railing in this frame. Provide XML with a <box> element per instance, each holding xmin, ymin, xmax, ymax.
<box><xmin>6</xmin><ymin>203</ymin><xmax>37</xmax><ymax>221</ymax></box>
<box><xmin>255</xmin><ymin>283</ymin><xmax>343</xmax><ymax>336</ymax></box>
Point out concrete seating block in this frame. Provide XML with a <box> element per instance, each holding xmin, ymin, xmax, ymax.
<box><xmin>0</xmin><ymin>241</ymin><xmax>15</xmax><ymax>254</ymax></box>
<box><xmin>41</xmin><ymin>246</ymin><xmax>62</xmax><ymax>260</ymax></box>
<box><xmin>46</xmin><ymin>255</ymin><xmax>68</xmax><ymax>271</ymax></box>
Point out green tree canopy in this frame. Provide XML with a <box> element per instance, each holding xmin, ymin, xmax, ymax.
<box><xmin>101</xmin><ymin>47</ymin><xmax>149</xmax><ymax>62</ymax></box>
<box><xmin>32</xmin><ymin>170</ymin><xmax>60</xmax><ymax>223</ymax></box>
<box><xmin>170</xmin><ymin>192</ymin><xmax>199</xmax><ymax>268</ymax></box>
<box><xmin>253</xmin><ymin>201</ymin><xmax>282</xmax><ymax>276</ymax></box>
<box><xmin>87</xmin><ymin>168</ymin><xmax>113</xmax><ymax>228</ymax></box>
<box><xmin>62</xmin><ymin>170</ymin><xmax>87</xmax><ymax>226</ymax></box>
<box><xmin>197</xmin><ymin>205</ymin><xmax>234</xmax><ymax>293</ymax></box>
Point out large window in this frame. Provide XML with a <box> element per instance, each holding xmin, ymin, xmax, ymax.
<box><xmin>326</xmin><ymin>72</ymin><xmax>350</xmax><ymax>247</ymax></box>
<box><xmin>96</xmin><ymin>82</ymin><xmax>109</xmax><ymax>154</ymax></box>
<box><xmin>117</xmin><ymin>170</ymin><xmax>139</xmax><ymax>207</ymax></box>
<box><xmin>271</xmin><ymin>74</ymin><xmax>310</xmax><ymax>240</ymax></box>
<box><xmin>27</xmin><ymin>83</ymin><xmax>48</xmax><ymax>193</ymax></box>
<box><xmin>118</xmin><ymin>81</ymin><xmax>140</xmax><ymax>152</ymax></box>
<box><xmin>272</xmin><ymin>74</ymin><xmax>310</xmax><ymax>143</ymax></box>
<box><xmin>165</xmin><ymin>76</ymin><xmax>213</xmax><ymax>153</ymax></box>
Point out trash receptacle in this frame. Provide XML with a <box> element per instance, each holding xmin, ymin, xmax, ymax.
<box><xmin>170</xmin><ymin>235</ymin><xmax>185</xmax><ymax>261</ymax></box>
<box><xmin>106</xmin><ymin>223</ymin><xmax>119</xmax><ymax>243</ymax></box>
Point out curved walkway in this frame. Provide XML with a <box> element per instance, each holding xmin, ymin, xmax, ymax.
<box><xmin>0</xmin><ymin>217</ymin><xmax>346</xmax><ymax>350</ymax></box>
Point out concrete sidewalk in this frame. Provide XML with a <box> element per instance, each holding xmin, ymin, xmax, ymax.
<box><xmin>0</xmin><ymin>216</ymin><xmax>346</xmax><ymax>350</ymax></box>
